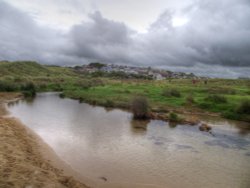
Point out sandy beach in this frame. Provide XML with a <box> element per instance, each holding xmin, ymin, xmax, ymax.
<box><xmin>0</xmin><ymin>93</ymin><xmax>90</xmax><ymax>188</ymax></box>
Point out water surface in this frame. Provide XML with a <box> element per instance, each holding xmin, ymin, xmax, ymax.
<box><xmin>8</xmin><ymin>93</ymin><xmax>250</xmax><ymax>188</ymax></box>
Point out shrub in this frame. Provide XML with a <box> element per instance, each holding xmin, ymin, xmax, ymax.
<box><xmin>79</xmin><ymin>97</ymin><xmax>85</xmax><ymax>103</ymax></box>
<box><xmin>22</xmin><ymin>90</ymin><xmax>36</xmax><ymax>97</ymax></box>
<box><xmin>38</xmin><ymin>83</ymin><xmax>48</xmax><ymax>90</ymax></box>
<box><xmin>131</xmin><ymin>96</ymin><xmax>150</xmax><ymax>119</ymax></box>
<box><xmin>59</xmin><ymin>93</ymin><xmax>65</xmax><ymax>98</ymax></box>
<box><xmin>204</xmin><ymin>95</ymin><xmax>227</xmax><ymax>103</ymax></box>
<box><xmin>21</xmin><ymin>82</ymin><xmax>36</xmax><ymax>97</ymax></box>
<box><xmin>199</xmin><ymin>102</ymin><xmax>212</xmax><ymax>109</ymax></box>
<box><xmin>21</xmin><ymin>82</ymin><xmax>35</xmax><ymax>91</ymax></box>
<box><xmin>236</xmin><ymin>100</ymin><xmax>250</xmax><ymax>114</ymax></box>
<box><xmin>91</xmin><ymin>79</ymin><xmax>105</xmax><ymax>87</ymax></box>
<box><xmin>105</xmin><ymin>99</ymin><xmax>114</xmax><ymax>107</ymax></box>
<box><xmin>124</xmin><ymin>89</ymin><xmax>131</xmax><ymax>94</ymax></box>
<box><xmin>186</xmin><ymin>95</ymin><xmax>195</xmax><ymax>104</ymax></box>
<box><xmin>162</xmin><ymin>88</ymin><xmax>181</xmax><ymax>98</ymax></box>
<box><xmin>205</xmin><ymin>87</ymin><xmax>236</xmax><ymax>95</ymax></box>
<box><xmin>0</xmin><ymin>81</ymin><xmax>18</xmax><ymax>91</ymax></box>
<box><xmin>169</xmin><ymin>112</ymin><xmax>181</xmax><ymax>122</ymax></box>
<box><xmin>223</xmin><ymin>111</ymin><xmax>241</xmax><ymax>120</ymax></box>
<box><xmin>77</xmin><ymin>81</ymin><xmax>91</xmax><ymax>89</ymax></box>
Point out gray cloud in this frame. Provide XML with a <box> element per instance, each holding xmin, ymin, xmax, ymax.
<box><xmin>1</xmin><ymin>0</ymin><xmax>250</xmax><ymax>78</ymax></box>
<box><xmin>0</xmin><ymin>1</ymin><xmax>65</xmax><ymax>63</ymax></box>
<box><xmin>67</xmin><ymin>11</ymin><xmax>133</xmax><ymax>62</ymax></box>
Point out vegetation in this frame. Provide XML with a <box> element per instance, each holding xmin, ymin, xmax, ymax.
<box><xmin>204</xmin><ymin>94</ymin><xmax>227</xmax><ymax>103</ymax></box>
<box><xmin>21</xmin><ymin>82</ymin><xmax>36</xmax><ymax>97</ymax></box>
<box><xmin>1</xmin><ymin>61</ymin><xmax>250</xmax><ymax>122</ymax></box>
<box><xmin>131</xmin><ymin>96</ymin><xmax>150</xmax><ymax>119</ymax></box>
<box><xmin>90</xmin><ymin>71</ymin><xmax>153</xmax><ymax>80</ymax></box>
<box><xmin>223</xmin><ymin>100</ymin><xmax>250</xmax><ymax>122</ymax></box>
<box><xmin>236</xmin><ymin>100</ymin><xmax>250</xmax><ymax>114</ymax></box>
<box><xmin>88</xmin><ymin>62</ymin><xmax>105</xmax><ymax>69</ymax></box>
<box><xmin>162</xmin><ymin>88</ymin><xmax>181</xmax><ymax>97</ymax></box>
<box><xmin>169</xmin><ymin>112</ymin><xmax>181</xmax><ymax>122</ymax></box>
<box><xmin>186</xmin><ymin>95</ymin><xmax>195</xmax><ymax>104</ymax></box>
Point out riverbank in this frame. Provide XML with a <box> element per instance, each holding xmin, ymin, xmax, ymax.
<box><xmin>0</xmin><ymin>93</ymin><xmax>90</xmax><ymax>188</ymax></box>
<box><xmin>0</xmin><ymin>61</ymin><xmax>249</xmax><ymax>122</ymax></box>
<box><xmin>62</xmin><ymin>79</ymin><xmax>250</xmax><ymax>123</ymax></box>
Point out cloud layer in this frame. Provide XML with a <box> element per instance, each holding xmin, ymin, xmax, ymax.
<box><xmin>1</xmin><ymin>0</ymin><xmax>250</xmax><ymax>78</ymax></box>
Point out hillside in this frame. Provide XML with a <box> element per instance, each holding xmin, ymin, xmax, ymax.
<box><xmin>0</xmin><ymin>61</ymin><xmax>78</xmax><ymax>78</ymax></box>
<box><xmin>0</xmin><ymin>61</ymin><xmax>83</xmax><ymax>92</ymax></box>
<box><xmin>0</xmin><ymin>61</ymin><xmax>50</xmax><ymax>77</ymax></box>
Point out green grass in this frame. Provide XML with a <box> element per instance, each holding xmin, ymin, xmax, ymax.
<box><xmin>63</xmin><ymin>79</ymin><xmax>250</xmax><ymax>122</ymax></box>
<box><xmin>1</xmin><ymin>61</ymin><xmax>250</xmax><ymax>122</ymax></box>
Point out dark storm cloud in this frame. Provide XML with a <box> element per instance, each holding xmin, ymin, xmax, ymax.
<box><xmin>140</xmin><ymin>0</ymin><xmax>250</xmax><ymax>68</ymax></box>
<box><xmin>1</xmin><ymin>0</ymin><xmax>250</xmax><ymax>77</ymax></box>
<box><xmin>67</xmin><ymin>11</ymin><xmax>134</xmax><ymax>64</ymax></box>
<box><xmin>0</xmin><ymin>1</ymin><xmax>75</xmax><ymax>64</ymax></box>
<box><xmin>67</xmin><ymin>0</ymin><xmax>250</xmax><ymax>76</ymax></box>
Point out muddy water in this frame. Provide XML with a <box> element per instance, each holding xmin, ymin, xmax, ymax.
<box><xmin>8</xmin><ymin>93</ymin><xmax>250</xmax><ymax>188</ymax></box>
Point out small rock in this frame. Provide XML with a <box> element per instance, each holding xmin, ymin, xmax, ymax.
<box><xmin>199</xmin><ymin>123</ymin><xmax>212</xmax><ymax>132</ymax></box>
<box><xmin>100</xmin><ymin>177</ymin><xmax>107</xmax><ymax>181</ymax></box>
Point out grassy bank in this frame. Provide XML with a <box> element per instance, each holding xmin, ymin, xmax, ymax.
<box><xmin>1</xmin><ymin>61</ymin><xmax>250</xmax><ymax>122</ymax></box>
<box><xmin>63</xmin><ymin>79</ymin><xmax>250</xmax><ymax>122</ymax></box>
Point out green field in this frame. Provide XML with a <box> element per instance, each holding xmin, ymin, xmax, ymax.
<box><xmin>1</xmin><ymin>61</ymin><xmax>250</xmax><ymax>122</ymax></box>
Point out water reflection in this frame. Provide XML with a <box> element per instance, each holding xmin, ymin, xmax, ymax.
<box><xmin>168</xmin><ymin>121</ymin><xmax>178</xmax><ymax>128</ymax></box>
<box><xmin>131</xmin><ymin>119</ymin><xmax>149</xmax><ymax>130</ymax></box>
<box><xmin>7</xmin><ymin>100</ymin><xmax>20</xmax><ymax>107</ymax></box>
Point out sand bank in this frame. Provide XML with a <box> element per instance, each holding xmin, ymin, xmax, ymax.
<box><xmin>0</xmin><ymin>93</ymin><xmax>91</xmax><ymax>188</ymax></box>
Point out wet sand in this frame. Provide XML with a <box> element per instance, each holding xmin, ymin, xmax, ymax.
<box><xmin>0</xmin><ymin>93</ymin><xmax>90</xmax><ymax>188</ymax></box>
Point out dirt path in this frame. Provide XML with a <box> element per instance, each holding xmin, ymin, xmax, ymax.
<box><xmin>0</xmin><ymin>93</ymin><xmax>90</xmax><ymax>188</ymax></box>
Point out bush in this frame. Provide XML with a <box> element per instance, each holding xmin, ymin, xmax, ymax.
<box><xmin>169</xmin><ymin>112</ymin><xmax>181</xmax><ymax>122</ymax></box>
<box><xmin>131</xmin><ymin>96</ymin><xmax>150</xmax><ymax>119</ymax></box>
<box><xmin>59</xmin><ymin>93</ymin><xmax>65</xmax><ymax>98</ymax></box>
<box><xmin>0</xmin><ymin>81</ymin><xmax>18</xmax><ymax>91</ymax></box>
<box><xmin>22</xmin><ymin>90</ymin><xmax>36</xmax><ymax>97</ymax></box>
<box><xmin>79</xmin><ymin>97</ymin><xmax>84</xmax><ymax>103</ymax></box>
<box><xmin>186</xmin><ymin>95</ymin><xmax>195</xmax><ymax>104</ymax></box>
<box><xmin>21</xmin><ymin>82</ymin><xmax>36</xmax><ymax>97</ymax></box>
<box><xmin>162</xmin><ymin>88</ymin><xmax>181</xmax><ymax>98</ymax></box>
<box><xmin>204</xmin><ymin>95</ymin><xmax>227</xmax><ymax>103</ymax></box>
<box><xmin>236</xmin><ymin>100</ymin><xmax>250</xmax><ymax>114</ymax></box>
<box><xmin>91</xmin><ymin>79</ymin><xmax>105</xmax><ymax>87</ymax></box>
<box><xmin>223</xmin><ymin>111</ymin><xmax>241</xmax><ymax>120</ymax></box>
<box><xmin>199</xmin><ymin>102</ymin><xmax>212</xmax><ymax>109</ymax></box>
<box><xmin>105</xmin><ymin>99</ymin><xmax>114</xmax><ymax>107</ymax></box>
<box><xmin>76</xmin><ymin>81</ymin><xmax>91</xmax><ymax>89</ymax></box>
<box><xmin>205</xmin><ymin>87</ymin><xmax>236</xmax><ymax>95</ymax></box>
<box><xmin>21</xmin><ymin>82</ymin><xmax>35</xmax><ymax>91</ymax></box>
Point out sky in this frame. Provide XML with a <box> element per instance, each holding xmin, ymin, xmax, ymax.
<box><xmin>0</xmin><ymin>0</ymin><xmax>250</xmax><ymax>78</ymax></box>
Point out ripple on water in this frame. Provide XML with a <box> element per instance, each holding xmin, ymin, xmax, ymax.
<box><xmin>204</xmin><ymin>132</ymin><xmax>250</xmax><ymax>150</ymax></box>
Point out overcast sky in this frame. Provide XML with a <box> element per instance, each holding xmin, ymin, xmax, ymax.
<box><xmin>1</xmin><ymin>0</ymin><xmax>250</xmax><ymax>78</ymax></box>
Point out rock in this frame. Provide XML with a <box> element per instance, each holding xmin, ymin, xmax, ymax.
<box><xmin>100</xmin><ymin>177</ymin><xmax>107</xmax><ymax>181</ymax></box>
<box><xmin>199</xmin><ymin>123</ymin><xmax>212</xmax><ymax>132</ymax></box>
<box><xmin>186</xmin><ymin>116</ymin><xmax>200</xmax><ymax>125</ymax></box>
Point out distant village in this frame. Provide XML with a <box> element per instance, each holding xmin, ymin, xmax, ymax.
<box><xmin>74</xmin><ymin>62</ymin><xmax>205</xmax><ymax>80</ymax></box>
